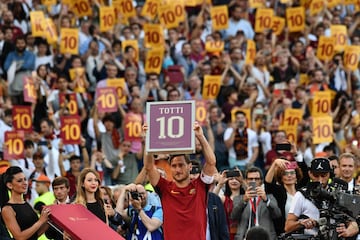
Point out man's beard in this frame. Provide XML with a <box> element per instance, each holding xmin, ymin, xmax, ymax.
<box><xmin>17</xmin><ymin>47</ymin><xmax>25</xmax><ymax>53</ymax></box>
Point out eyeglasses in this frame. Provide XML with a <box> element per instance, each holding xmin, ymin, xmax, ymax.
<box><xmin>283</xmin><ymin>170</ymin><xmax>296</xmax><ymax>176</ymax></box>
<box><xmin>246</xmin><ymin>177</ymin><xmax>261</xmax><ymax>181</ymax></box>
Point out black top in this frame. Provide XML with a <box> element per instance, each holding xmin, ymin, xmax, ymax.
<box><xmin>86</xmin><ymin>202</ymin><xmax>106</xmax><ymax>223</ymax></box>
<box><xmin>4</xmin><ymin>202</ymin><xmax>38</xmax><ymax>240</ymax></box>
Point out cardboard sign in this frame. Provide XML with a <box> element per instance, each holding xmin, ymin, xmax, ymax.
<box><xmin>202</xmin><ymin>75</ymin><xmax>221</xmax><ymax>100</ymax></box>
<box><xmin>143</xmin><ymin>24</ymin><xmax>164</xmax><ymax>48</ymax></box>
<box><xmin>121</xmin><ymin>40</ymin><xmax>139</xmax><ymax>62</ymax></box>
<box><xmin>245</xmin><ymin>40</ymin><xmax>256</xmax><ymax>65</ymax></box>
<box><xmin>42</xmin><ymin>0</ymin><xmax>56</xmax><ymax>6</ymax></box>
<box><xmin>69</xmin><ymin>68</ymin><xmax>86</xmax><ymax>93</ymax></box>
<box><xmin>158</xmin><ymin>4</ymin><xmax>179</xmax><ymax>29</ymax></box>
<box><xmin>312</xmin><ymin>116</ymin><xmax>333</xmax><ymax>144</ymax></box>
<box><xmin>60</xmin><ymin>28</ymin><xmax>79</xmax><ymax>55</ymax></box>
<box><xmin>249</xmin><ymin>0</ymin><xmax>265</xmax><ymax>8</ymax></box>
<box><xmin>146</xmin><ymin>101</ymin><xmax>195</xmax><ymax>153</ymax></box>
<box><xmin>100</xmin><ymin>6</ymin><xmax>116</xmax><ymax>32</ymax></box>
<box><xmin>4</xmin><ymin>131</ymin><xmax>25</xmax><ymax>160</ymax></box>
<box><xmin>299</xmin><ymin>73</ymin><xmax>309</xmax><ymax>86</ymax></box>
<box><xmin>107</xmin><ymin>78</ymin><xmax>127</xmax><ymax>104</ymax></box>
<box><xmin>327</xmin><ymin>0</ymin><xmax>340</xmax><ymax>8</ymax></box>
<box><xmin>195</xmin><ymin>100</ymin><xmax>207</xmax><ymax>126</ymax></box>
<box><xmin>309</xmin><ymin>0</ymin><xmax>325</xmax><ymax>16</ymax></box>
<box><xmin>124</xmin><ymin>113</ymin><xmax>143</xmax><ymax>141</ymax></box>
<box><xmin>316</xmin><ymin>36</ymin><xmax>335</xmax><ymax>61</ymax></box>
<box><xmin>44</xmin><ymin>18</ymin><xmax>58</xmax><ymax>44</ymax></box>
<box><xmin>23</xmin><ymin>76</ymin><xmax>37</xmax><ymax>103</ymax></box>
<box><xmin>311</xmin><ymin>91</ymin><xmax>331</xmax><ymax>117</ymax></box>
<box><xmin>170</xmin><ymin>0</ymin><xmax>185</xmax><ymax>24</ymax></box>
<box><xmin>12</xmin><ymin>106</ymin><xmax>32</xmax><ymax>132</ymax></box>
<box><xmin>70</xmin><ymin>0</ymin><xmax>92</xmax><ymax>17</ymax></box>
<box><xmin>255</xmin><ymin>8</ymin><xmax>274</xmax><ymax>33</ymax></box>
<box><xmin>141</xmin><ymin>0</ymin><xmax>158</xmax><ymax>20</ymax></box>
<box><xmin>210</xmin><ymin>5</ymin><xmax>229</xmax><ymax>31</ymax></box>
<box><xmin>145</xmin><ymin>48</ymin><xmax>164</xmax><ymax>74</ymax></box>
<box><xmin>331</xmin><ymin>25</ymin><xmax>347</xmax><ymax>52</ymax></box>
<box><xmin>60</xmin><ymin>116</ymin><xmax>81</xmax><ymax>144</ymax></box>
<box><xmin>343</xmin><ymin>45</ymin><xmax>360</xmax><ymax>71</ymax></box>
<box><xmin>117</xmin><ymin>0</ymin><xmax>136</xmax><ymax>18</ymax></box>
<box><xmin>286</xmin><ymin>7</ymin><xmax>305</xmax><ymax>32</ymax></box>
<box><xmin>282</xmin><ymin>108</ymin><xmax>303</xmax><ymax>127</ymax></box>
<box><xmin>96</xmin><ymin>87</ymin><xmax>118</xmax><ymax>113</ymax></box>
<box><xmin>205</xmin><ymin>41</ymin><xmax>225</xmax><ymax>53</ymax></box>
<box><xmin>59</xmin><ymin>93</ymin><xmax>79</xmax><ymax>115</ymax></box>
<box><xmin>30</xmin><ymin>11</ymin><xmax>45</xmax><ymax>37</ymax></box>
<box><xmin>272</xmin><ymin>16</ymin><xmax>285</xmax><ymax>36</ymax></box>
<box><xmin>278</xmin><ymin>125</ymin><xmax>297</xmax><ymax>143</ymax></box>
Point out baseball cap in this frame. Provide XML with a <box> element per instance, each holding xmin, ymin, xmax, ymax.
<box><xmin>35</xmin><ymin>174</ymin><xmax>51</xmax><ymax>183</ymax></box>
<box><xmin>310</xmin><ymin>158</ymin><xmax>331</xmax><ymax>173</ymax></box>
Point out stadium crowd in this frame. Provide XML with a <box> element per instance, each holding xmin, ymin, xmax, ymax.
<box><xmin>1</xmin><ymin>0</ymin><xmax>360</xmax><ymax>239</ymax></box>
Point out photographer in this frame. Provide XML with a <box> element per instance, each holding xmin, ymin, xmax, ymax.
<box><xmin>116</xmin><ymin>183</ymin><xmax>163</xmax><ymax>240</ymax></box>
<box><xmin>285</xmin><ymin>158</ymin><xmax>359</xmax><ymax>238</ymax></box>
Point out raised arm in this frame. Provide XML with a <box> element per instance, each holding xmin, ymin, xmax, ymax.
<box><xmin>143</xmin><ymin>124</ymin><xmax>161</xmax><ymax>186</ymax></box>
<box><xmin>194</xmin><ymin>122</ymin><xmax>217</xmax><ymax>176</ymax></box>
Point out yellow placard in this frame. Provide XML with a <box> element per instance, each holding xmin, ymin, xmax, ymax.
<box><xmin>255</xmin><ymin>8</ymin><xmax>274</xmax><ymax>33</ymax></box>
<box><xmin>231</xmin><ymin>108</ymin><xmax>251</xmax><ymax>127</ymax></box>
<box><xmin>245</xmin><ymin>40</ymin><xmax>256</xmax><ymax>65</ymax></box>
<box><xmin>202</xmin><ymin>75</ymin><xmax>221</xmax><ymax>100</ymax></box>
<box><xmin>343</xmin><ymin>45</ymin><xmax>360</xmax><ymax>71</ymax></box>
<box><xmin>309</xmin><ymin>0</ymin><xmax>325</xmax><ymax>16</ymax></box>
<box><xmin>42</xmin><ymin>0</ymin><xmax>56</xmax><ymax>5</ymax></box>
<box><xmin>205</xmin><ymin>41</ymin><xmax>225</xmax><ymax>53</ymax></box>
<box><xmin>210</xmin><ymin>5</ymin><xmax>229</xmax><ymax>31</ymax></box>
<box><xmin>145</xmin><ymin>48</ymin><xmax>164</xmax><ymax>74</ymax></box>
<box><xmin>44</xmin><ymin>18</ymin><xmax>58</xmax><ymax>44</ymax></box>
<box><xmin>312</xmin><ymin>116</ymin><xmax>333</xmax><ymax>144</ymax></box>
<box><xmin>330</xmin><ymin>25</ymin><xmax>347</xmax><ymax>52</ymax></box>
<box><xmin>69</xmin><ymin>68</ymin><xmax>86</xmax><ymax>93</ymax></box>
<box><xmin>100</xmin><ymin>6</ymin><xmax>116</xmax><ymax>32</ymax></box>
<box><xmin>272</xmin><ymin>16</ymin><xmax>285</xmax><ymax>36</ymax></box>
<box><xmin>286</xmin><ymin>7</ymin><xmax>305</xmax><ymax>32</ymax></box>
<box><xmin>311</xmin><ymin>91</ymin><xmax>331</xmax><ymax>117</ymax></box>
<box><xmin>30</xmin><ymin>11</ymin><xmax>45</xmax><ymax>37</ymax></box>
<box><xmin>184</xmin><ymin>0</ymin><xmax>202</xmax><ymax>7</ymax></box>
<box><xmin>282</xmin><ymin>108</ymin><xmax>303</xmax><ymax>127</ymax></box>
<box><xmin>141</xmin><ymin>0</ymin><xmax>159</xmax><ymax>20</ymax></box>
<box><xmin>343</xmin><ymin>0</ymin><xmax>356</xmax><ymax>5</ymax></box>
<box><xmin>143</xmin><ymin>24</ymin><xmax>164</xmax><ymax>48</ymax></box>
<box><xmin>327</xmin><ymin>0</ymin><xmax>340</xmax><ymax>8</ymax></box>
<box><xmin>280</xmin><ymin>0</ymin><xmax>290</xmax><ymax>3</ymax></box>
<box><xmin>117</xmin><ymin>0</ymin><xmax>136</xmax><ymax>18</ymax></box>
<box><xmin>249</xmin><ymin>0</ymin><xmax>265</xmax><ymax>8</ymax></box>
<box><xmin>316</xmin><ymin>36</ymin><xmax>335</xmax><ymax>61</ymax></box>
<box><xmin>107</xmin><ymin>78</ymin><xmax>127</xmax><ymax>104</ymax></box>
<box><xmin>158</xmin><ymin>4</ymin><xmax>178</xmax><ymax>29</ymax></box>
<box><xmin>279</xmin><ymin>125</ymin><xmax>298</xmax><ymax>143</ymax></box>
<box><xmin>299</xmin><ymin>73</ymin><xmax>309</xmax><ymax>86</ymax></box>
<box><xmin>70</xmin><ymin>0</ymin><xmax>92</xmax><ymax>17</ymax></box>
<box><xmin>195</xmin><ymin>100</ymin><xmax>207</xmax><ymax>126</ymax></box>
<box><xmin>122</xmin><ymin>40</ymin><xmax>139</xmax><ymax>62</ymax></box>
<box><xmin>169</xmin><ymin>0</ymin><xmax>185</xmax><ymax>24</ymax></box>
<box><xmin>60</xmin><ymin>28</ymin><xmax>79</xmax><ymax>55</ymax></box>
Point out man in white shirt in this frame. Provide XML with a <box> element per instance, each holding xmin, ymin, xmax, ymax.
<box><xmin>338</xmin><ymin>153</ymin><xmax>357</xmax><ymax>193</ymax></box>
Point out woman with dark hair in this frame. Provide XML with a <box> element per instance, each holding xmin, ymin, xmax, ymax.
<box><xmin>264</xmin><ymin>158</ymin><xmax>303</xmax><ymax>235</ymax></box>
<box><xmin>213</xmin><ymin>169</ymin><xmax>245</xmax><ymax>240</ymax></box>
<box><xmin>0</xmin><ymin>166</ymin><xmax>50</xmax><ymax>240</ymax></box>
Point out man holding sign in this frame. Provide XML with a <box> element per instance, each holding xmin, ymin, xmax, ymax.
<box><xmin>143</xmin><ymin>122</ymin><xmax>217</xmax><ymax>240</ymax></box>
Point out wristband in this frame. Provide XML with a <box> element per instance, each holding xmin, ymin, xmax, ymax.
<box><xmin>118</xmin><ymin>160</ymin><xmax>124</xmax><ymax>166</ymax></box>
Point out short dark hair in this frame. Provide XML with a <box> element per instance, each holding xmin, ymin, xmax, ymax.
<box><xmin>169</xmin><ymin>154</ymin><xmax>190</xmax><ymax>164</ymax></box>
<box><xmin>69</xmin><ymin>155</ymin><xmax>81</xmax><ymax>162</ymax></box>
<box><xmin>52</xmin><ymin>176</ymin><xmax>70</xmax><ymax>188</ymax></box>
<box><xmin>245</xmin><ymin>166</ymin><xmax>263</xmax><ymax>180</ymax></box>
<box><xmin>246</xmin><ymin>226</ymin><xmax>270</xmax><ymax>240</ymax></box>
<box><xmin>24</xmin><ymin>140</ymin><xmax>34</xmax><ymax>149</ymax></box>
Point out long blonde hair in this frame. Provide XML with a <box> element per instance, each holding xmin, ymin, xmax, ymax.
<box><xmin>74</xmin><ymin>168</ymin><xmax>103</xmax><ymax>207</ymax></box>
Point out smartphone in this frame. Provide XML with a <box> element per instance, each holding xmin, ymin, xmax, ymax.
<box><xmin>352</xmin><ymin>140</ymin><xmax>358</xmax><ymax>146</ymax></box>
<box><xmin>226</xmin><ymin>170</ymin><xmax>240</xmax><ymax>178</ymax></box>
<box><xmin>274</xmin><ymin>82</ymin><xmax>286</xmax><ymax>90</ymax></box>
<box><xmin>286</xmin><ymin>161</ymin><xmax>298</xmax><ymax>170</ymax></box>
<box><xmin>38</xmin><ymin>141</ymin><xmax>48</xmax><ymax>146</ymax></box>
<box><xmin>275</xmin><ymin>143</ymin><xmax>291</xmax><ymax>152</ymax></box>
<box><xmin>253</xmin><ymin>108</ymin><xmax>264</xmax><ymax>115</ymax></box>
<box><xmin>249</xmin><ymin>181</ymin><xmax>257</xmax><ymax>191</ymax></box>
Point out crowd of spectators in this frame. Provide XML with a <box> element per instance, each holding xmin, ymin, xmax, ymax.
<box><xmin>1</xmin><ymin>0</ymin><xmax>360</xmax><ymax>239</ymax></box>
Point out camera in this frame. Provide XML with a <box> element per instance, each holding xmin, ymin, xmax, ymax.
<box><xmin>190</xmin><ymin>166</ymin><xmax>201</xmax><ymax>174</ymax></box>
<box><xmin>130</xmin><ymin>191</ymin><xmax>139</xmax><ymax>200</ymax></box>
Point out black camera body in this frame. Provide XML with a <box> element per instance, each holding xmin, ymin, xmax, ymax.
<box><xmin>130</xmin><ymin>191</ymin><xmax>139</xmax><ymax>200</ymax></box>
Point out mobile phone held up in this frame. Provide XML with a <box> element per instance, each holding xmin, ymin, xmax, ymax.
<box><xmin>226</xmin><ymin>170</ymin><xmax>240</xmax><ymax>178</ymax></box>
<box><xmin>275</xmin><ymin>143</ymin><xmax>291</xmax><ymax>152</ymax></box>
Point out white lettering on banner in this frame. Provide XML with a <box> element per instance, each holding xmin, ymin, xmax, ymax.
<box><xmin>159</xmin><ymin>107</ymin><xmax>184</xmax><ymax>114</ymax></box>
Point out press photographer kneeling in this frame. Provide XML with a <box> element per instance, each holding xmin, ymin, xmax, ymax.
<box><xmin>284</xmin><ymin>158</ymin><xmax>359</xmax><ymax>239</ymax></box>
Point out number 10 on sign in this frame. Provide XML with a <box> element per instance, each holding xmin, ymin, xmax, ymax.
<box><xmin>146</xmin><ymin>101</ymin><xmax>195</xmax><ymax>154</ymax></box>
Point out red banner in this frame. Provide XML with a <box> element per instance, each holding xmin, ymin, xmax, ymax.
<box><xmin>59</xmin><ymin>93</ymin><xmax>79</xmax><ymax>115</ymax></box>
<box><xmin>4</xmin><ymin>131</ymin><xmax>25</xmax><ymax>160</ymax></box>
<box><xmin>12</xmin><ymin>105</ymin><xmax>32</xmax><ymax>132</ymax></box>
<box><xmin>96</xmin><ymin>87</ymin><xmax>118</xmax><ymax>113</ymax></box>
<box><xmin>23</xmin><ymin>76</ymin><xmax>37</xmax><ymax>103</ymax></box>
<box><xmin>60</xmin><ymin>116</ymin><xmax>81</xmax><ymax>144</ymax></box>
<box><xmin>124</xmin><ymin>113</ymin><xmax>143</xmax><ymax>141</ymax></box>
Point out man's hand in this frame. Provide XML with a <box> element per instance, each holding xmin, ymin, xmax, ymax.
<box><xmin>299</xmin><ymin>218</ymin><xmax>317</xmax><ymax>229</ymax></box>
<box><xmin>193</xmin><ymin>121</ymin><xmax>203</xmax><ymax>139</ymax></box>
